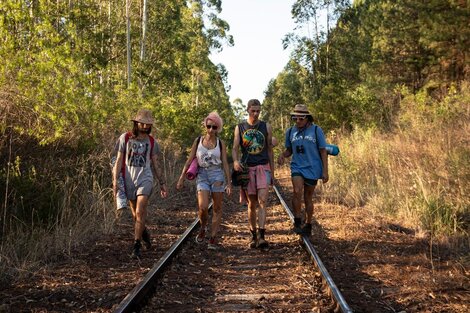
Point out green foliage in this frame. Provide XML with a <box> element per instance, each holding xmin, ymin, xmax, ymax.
<box><xmin>265</xmin><ymin>0</ymin><xmax>468</xmax><ymax>132</ymax></box>
<box><xmin>0</xmin><ymin>0</ymin><xmax>234</xmax><ymax>243</ymax></box>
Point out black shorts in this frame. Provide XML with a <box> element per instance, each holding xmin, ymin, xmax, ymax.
<box><xmin>291</xmin><ymin>172</ymin><xmax>318</xmax><ymax>187</ymax></box>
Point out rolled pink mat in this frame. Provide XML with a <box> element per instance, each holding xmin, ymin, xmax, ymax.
<box><xmin>185</xmin><ymin>157</ymin><xmax>198</xmax><ymax>180</ymax></box>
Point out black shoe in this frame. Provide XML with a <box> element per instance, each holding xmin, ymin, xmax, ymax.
<box><xmin>249</xmin><ymin>237</ymin><xmax>257</xmax><ymax>249</ymax></box>
<box><xmin>257</xmin><ymin>238</ymin><xmax>269</xmax><ymax>249</ymax></box>
<box><xmin>293</xmin><ymin>224</ymin><xmax>303</xmax><ymax>234</ymax></box>
<box><xmin>131</xmin><ymin>240</ymin><xmax>142</xmax><ymax>259</ymax></box>
<box><xmin>302</xmin><ymin>223</ymin><xmax>312</xmax><ymax>235</ymax></box>
<box><xmin>142</xmin><ymin>228</ymin><xmax>152</xmax><ymax>250</ymax></box>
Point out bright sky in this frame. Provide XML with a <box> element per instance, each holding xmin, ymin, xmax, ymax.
<box><xmin>209</xmin><ymin>0</ymin><xmax>297</xmax><ymax>105</ymax></box>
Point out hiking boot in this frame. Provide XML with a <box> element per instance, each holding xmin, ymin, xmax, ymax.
<box><xmin>257</xmin><ymin>238</ymin><xmax>269</xmax><ymax>249</ymax></box>
<box><xmin>131</xmin><ymin>240</ymin><xmax>142</xmax><ymax>259</ymax></box>
<box><xmin>249</xmin><ymin>237</ymin><xmax>257</xmax><ymax>249</ymax></box>
<box><xmin>207</xmin><ymin>237</ymin><xmax>218</xmax><ymax>250</ymax></box>
<box><xmin>142</xmin><ymin>228</ymin><xmax>152</xmax><ymax>250</ymax></box>
<box><xmin>293</xmin><ymin>224</ymin><xmax>303</xmax><ymax>234</ymax></box>
<box><xmin>302</xmin><ymin>223</ymin><xmax>312</xmax><ymax>235</ymax></box>
<box><xmin>195</xmin><ymin>228</ymin><xmax>205</xmax><ymax>244</ymax></box>
<box><xmin>293</xmin><ymin>217</ymin><xmax>303</xmax><ymax>234</ymax></box>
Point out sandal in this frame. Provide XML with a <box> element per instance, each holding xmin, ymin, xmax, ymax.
<box><xmin>195</xmin><ymin>229</ymin><xmax>205</xmax><ymax>244</ymax></box>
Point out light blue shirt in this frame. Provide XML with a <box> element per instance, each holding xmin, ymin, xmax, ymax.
<box><xmin>284</xmin><ymin>124</ymin><xmax>326</xmax><ymax>179</ymax></box>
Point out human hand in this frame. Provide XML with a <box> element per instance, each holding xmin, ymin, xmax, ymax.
<box><xmin>233</xmin><ymin>160</ymin><xmax>243</xmax><ymax>172</ymax></box>
<box><xmin>176</xmin><ymin>178</ymin><xmax>184</xmax><ymax>190</ymax></box>
<box><xmin>225</xmin><ymin>184</ymin><xmax>232</xmax><ymax>196</ymax></box>
<box><xmin>277</xmin><ymin>155</ymin><xmax>285</xmax><ymax>165</ymax></box>
<box><xmin>322</xmin><ymin>173</ymin><xmax>329</xmax><ymax>184</ymax></box>
<box><xmin>160</xmin><ymin>184</ymin><xmax>168</xmax><ymax>198</ymax></box>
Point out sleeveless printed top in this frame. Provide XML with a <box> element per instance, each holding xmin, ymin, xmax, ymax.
<box><xmin>239</xmin><ymin>121</ymin><xmax>269</xmax><ymax>166</ymax></box>
<box><xmin>196</xmin><ymin>137</ymin><xmax>222</xmax><ymax>168</ymax></box>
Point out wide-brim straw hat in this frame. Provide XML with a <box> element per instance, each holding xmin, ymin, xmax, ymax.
<box><xmin>290</xmin><ymin>104</ymin><xmax>312</xmax><ymax>117</ymax></box>
<box><xmin>131</xmin><ymin>109</ymin><xmax>155</xmax><ymax>125</ymax></box>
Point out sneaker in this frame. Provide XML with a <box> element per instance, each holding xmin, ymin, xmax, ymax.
<box><xmin>195</xmin><ymin>229</ymin><xmax>205</xmax><ymax>244</ymax></box>
<box><xmin>131</xmin><ymin>240</ymin><xmax>142</xmax><ymax>259</ymax></box>
<box><xmin>249</xmin><ymin>237</ymin><xmax>257</xmax><ymax>249</ymax></box>
<box><xmin>142</xmin><ymin>228</ymin><xmax>152</xmax><ymax>250</ymax></box>
<box><xmin>207</xmin><ymin>237</ymin><xmax>218</xmax><ymax>250</ymax></box>
<box><xmin>257</xmin><ymin>238</ymin><xmax>269</xmax><ymax>249</ymax></box>
<box><xmin>302</xmin><ymin>223</ymin><xmax>312</xmax><ymax>235</ymax></box>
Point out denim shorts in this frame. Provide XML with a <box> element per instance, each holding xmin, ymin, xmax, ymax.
<box><xmin>197</xmin><ymin>166</ymin><xmax>225</xmax><ymax>193</ymax></box>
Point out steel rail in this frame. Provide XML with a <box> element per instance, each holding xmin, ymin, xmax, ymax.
<box><xmin>113</xmin><ymin>204</ymin><xmax>210</xmax><ymax>313</ymax></box>
<box><xmin>273</xmin><ymin>185</ymin><xmax>353</xmax><ymax>313</ymax></box>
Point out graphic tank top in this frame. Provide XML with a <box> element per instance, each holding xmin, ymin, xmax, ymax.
<box><xmin>239</xmin><ymin>121</ymin><xmax>269</xmax><ymax>166</ymax></box>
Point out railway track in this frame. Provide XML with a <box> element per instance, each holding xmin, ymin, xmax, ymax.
<box><xmin>114</xmin><ymin>184</ymin><xmax>352</xmax><ymax>313</ymax></box>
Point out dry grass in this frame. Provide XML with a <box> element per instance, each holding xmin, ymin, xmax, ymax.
<box><xmin>0</xmin><ymin>138</ymin><xmax>187</xmax><ymax>287</ymax></box>
<box><xmin>321</xmin><ymin>84</ymin><xmax>469</xmax><ymax>243</ymax></box>
<box><xmin>0</xmin><ymin>153</ymin><xmax>116</xmax><ymax>287</ymax></box>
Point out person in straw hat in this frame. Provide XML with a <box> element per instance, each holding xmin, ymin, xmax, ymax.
<box><xmin>277</xmin><ymin>104</ymin><xmax>329</xmax><ymax>235</ymax></box>
<box><xmin>113</xmin><ymin>109</ymin><xmax>168</xmax><ymax>259</ymax></box>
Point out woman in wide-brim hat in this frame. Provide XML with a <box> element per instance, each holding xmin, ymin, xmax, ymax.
<box><xmin>290</xmin><ymin>104</ymin><xmax>314</xmax><ymax>122</ymax></box>
<box><xmin>278</xmin><ymin>103</ymin><xmax>329</xmax><ymax>236</ymax></box>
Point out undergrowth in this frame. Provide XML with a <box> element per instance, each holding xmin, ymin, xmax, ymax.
<box><xmin>322</xmin><ymin>84</ymin><xmax>469</xmax><ymax>244</ymax></box>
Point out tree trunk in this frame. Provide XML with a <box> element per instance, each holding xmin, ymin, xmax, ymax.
<box><xmin>126</xmin><ymin>0</ymin><xmax>132</xmax><ymax>87</ymax></box>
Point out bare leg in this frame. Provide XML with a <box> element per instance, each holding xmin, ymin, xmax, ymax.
<box><xmin>256</xmin><ymin>188</ymin><xmax>269</xmax><ymax>229</ymax></box>
<box><xmin>211</xmin><ymin>191</ymin><xmax>224</xmax><ymax>238</ymax></box>
<box><xmin>197</xmin><ymin>190</ymin><xmax>210</xmax><ymax>230</ymax></box>
<box><xmin>303</xmin><ymin>185</ymin><xmax>316</xmax><ymax>224</ymax></box>
<box><xmin>291</xmin><ymin>176</ymin><xmax>305</xmax><ymax>219</ymax></box>
<box><xmin>247</xmin><ymin>194</ymin><xmax>259</xmax><ymax>232</ymax></box>
<box><xmin>134</xmin><ymin>195</ymin><xmax>149</xmax><ymax>241</ymax></box>
<box><xmin>129</xmin><ymin>200</ymin><xmax>137</xmax><ymax>221</ymax></box>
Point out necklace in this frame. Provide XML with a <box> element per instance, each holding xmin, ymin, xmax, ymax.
<box><xmin>204</xmin><ymin>135</ymin><xmax>217</xmax><ymax>149</ymax></box>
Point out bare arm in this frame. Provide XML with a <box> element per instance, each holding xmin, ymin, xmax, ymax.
<box><xmin>176</xmin><ymin>138</ymin><xmax>199</xmax><ymax>189</ymax></box>
<box><xmin>151</xmin><ymin>152</ymin><xmax>168</xmax><ymax>197</ymax></box>
<box><xmin>266</xmin><ymin>123</ymin><xmax>274</xmax><ymax>183</ymax></box>
<box><xmin>221</xmin><ymin>140</ymin><xmax>232</xmax><ymax>196</ymax></box>
<box><xmin>320</xmin><ymin>148</ymin><xmax>329</xmax><ymax>183</ymax></box>
<box><xmin>112</xmin><ymin>151</ymin><xmax>124</xmax><ymax>196</ymax></box>
<box><xmin>232</xmin><ymin>125</ymin><xmax>243</xmax><ymax>171</ymax></box>
<box><xmin>277</xmin><ymin>130</ymin><xmax>292</xmax><ymax>165</ymax></box>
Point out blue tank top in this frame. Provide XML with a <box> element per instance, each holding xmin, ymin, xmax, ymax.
<box><xmin>239</xmin><ymin>121</ymin><xmax>269</xmax><ymax>166</ymax></box>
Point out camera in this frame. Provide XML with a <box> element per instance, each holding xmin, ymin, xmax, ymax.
<box><xmin>296</xmin><ymin>145</ymin><xmax>305</xmax><ymax>154</ymax></box>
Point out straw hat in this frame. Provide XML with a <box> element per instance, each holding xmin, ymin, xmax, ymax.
<box><xmin>290</xmin><ymin>104</ymin><xmax>312</xmax><ymax>117</ymax></box>
<box><xmin>131</xmin><ymin>109</ymin><xmax>154</xmax><ymax>125</ymax></box>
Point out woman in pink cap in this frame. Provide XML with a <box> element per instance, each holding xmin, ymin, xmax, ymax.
<box><xmin>177</xmin><ymin>111</ymin><xmax>232</xmax><ymax>250</ymax></box>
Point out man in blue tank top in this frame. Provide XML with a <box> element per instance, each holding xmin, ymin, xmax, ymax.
<box><xmin>232</xmin><ymin>99</ymin><xmax>275</xmax><ymax>249</ymax></box>
<box><xmin>277</xmin><ymin>104</ymin><xmax>329</xmax><ymax>235</ymax></box>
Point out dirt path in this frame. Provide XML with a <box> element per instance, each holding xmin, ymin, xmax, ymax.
<box><xmin>143</xmin><ymin>190</ymin><xmax>333</xmax><ymax>312</ymax></box>
<box><xmin>0</xmin><ymin>170</ymin><xmax>468</xmax><ymax>312</ymax></box>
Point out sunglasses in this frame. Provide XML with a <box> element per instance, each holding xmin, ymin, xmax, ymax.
<box><xmin>291</xmin><ymin>115</ymin><xmax>306</xmax><ymax>121</ymax></box>
<box><xmin>206</xmin><ymin>124</ymin><xmax>218</xmax><ymax>130</ymax></box>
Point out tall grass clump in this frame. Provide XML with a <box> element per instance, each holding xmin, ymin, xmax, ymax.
<box><xmin>322</xmin><ymin>83</ymin><xmax>469</xmax><ymax>240</ymax></box>
<box><xmin>0</xmin><ymin>143</ymin><xmax>116</xmax><ymax>287</ymax></box>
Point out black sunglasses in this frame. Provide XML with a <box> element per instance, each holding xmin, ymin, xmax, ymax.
<box><xmin>291</xmin><ymin>115</ymin><xmax>306</xmax><ymax>121</ymax></box>
<box><xmin>206</xmin><ymin>124</ymin><xmax>218</xmax><ymax>130</ymax></box>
